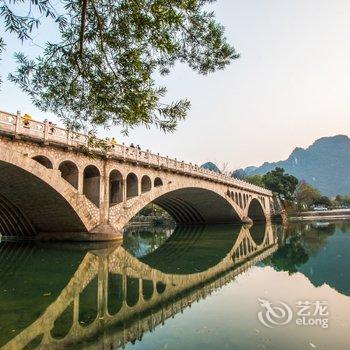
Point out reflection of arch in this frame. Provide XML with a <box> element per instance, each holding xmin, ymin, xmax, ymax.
<box><xmin>126</xmin><ymin>277</ymin><xmax>139</xmax><ymax>307</ymax></box>
<box><xmin>126</xmin><ymin>173</ymin><xmax>138</xmax><ymax>198</ymax></box>
<box><xmin>51</xmin><ymin>304</ymin><xmax>73</xmax><ymax>339</ymax></box>
<box><xmin>156</xmin><ymin>281</ymin><xmax>166</xmax><ymax>294</ymax></box>
<box><xmin>140</xmin><ymin>225</ymin><xmax>240</xmax><ymax>274</ymax></box>
<box><xmin>109</xmin><ymin>170</ymin><xmax>123</xmax><ymax>205</ymax></box>
<box><xmin>108</xmin><ymin>273</ymin><xmax>123</xmax><ymax>315</ymax></box>
<box><xmin>83</xmin><ymin>165</ymin><xmax>100</xmax><ymax>207</ymax></box>
<box><xmin>79</xmin><ymin>277</ymin><xmax>98</xmax><ymax>326</ymax></box>
<box><xmin>249</xmin><ymin>225</ymin><xmax>265</xmax><ymax>245</ymax></box>
<box><xmin>32</xmin><ymin>155</ymin><xmax>53</xmax><ymax>169</ymax></box>
<box><xmin>141</xmin><ymin>175</ymin><xmax>152</xmax><ymax>193</ymax></box>
<box><xmin>59</xmin><ymin>161</ymin><xmax>78</xmax><ymax>189</ymax></box>
<box><xmin>154</xmin><ymin>177</ymin><xmax>163</xmax><ymax>187</ymax></box>
<box><xmin>239</xmin><ymin>193</ymin><xmax>243</xmax><ymax>208</ymax></box>
<box><xmin>0</xmin><ymin>224</ymin><xmax>278</xmax><ymax>350</ymax></box>
<box><xmin>142</xmin><ymin>280</ymin><xmax>153</xmax><ymax>300</ymax></box>
<box><xmin>248</xmin><ymin>198</ymin><xmax>266</xmax><ymax>222</ymax></box>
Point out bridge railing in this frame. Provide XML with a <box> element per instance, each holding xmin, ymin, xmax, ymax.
<box><xmin>0</xmin><ymin>110</ymin><xmax>272</xmax><ymax>196</ymax></box>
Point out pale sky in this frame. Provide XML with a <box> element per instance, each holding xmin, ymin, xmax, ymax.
<box><xmin>1</xmin><ymin>0</ymin><xmax>350</xmax><ymax>170</ymax></box>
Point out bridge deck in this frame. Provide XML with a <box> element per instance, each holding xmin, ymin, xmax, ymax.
<box><xmin>0</xmin><ymin>109</ymin><xmax>271</xmax><ymax>196</ymax></box>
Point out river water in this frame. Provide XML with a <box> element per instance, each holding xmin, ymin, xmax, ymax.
<box><xmin>0</xmin><ymin>221</ymin><xmax>350</xmax><ymax>349</ymax></box>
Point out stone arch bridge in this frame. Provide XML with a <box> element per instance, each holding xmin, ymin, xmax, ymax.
<box><xmin>0</xmin><ymin>110</ymin><xmax>281</xmax><ymax>241</ymax></box>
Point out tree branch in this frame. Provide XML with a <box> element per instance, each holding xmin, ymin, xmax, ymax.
<box><xmin>79</xmin><ymin>0</ymin><xmax>89</xmax><ymax>57</ymax></box>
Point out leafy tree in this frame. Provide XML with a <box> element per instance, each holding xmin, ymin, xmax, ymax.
<box><xmin>246</xmin><ymin>174</ymin><xmax>264</xmax><ymax>187</ymax></box>
<box><xmin>314</xmin><ymin>195</ymin><xmax>332</xmax><ymax>208</ymax></box>
<box><xmin>262</xmin><ymin>167</ymin><xmax>298</xmax><ymax>200</ymax></box>
<box><xmin>2</xmin><ymin>0</ymin><xmax>239</xmax><ymax>133</ymax></box>
<box><xmin>294</xmin><ymin>181</ymin><xmax>321</xmax><ymax>209</ymax></box>
<box><xmin>334</xmin><ymin>195</ymin><xmax>350</xmax><ymax>207</ymax></box>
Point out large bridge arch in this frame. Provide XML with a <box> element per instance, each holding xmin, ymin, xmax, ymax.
<box><xmin>110</xmin><ymin>184</ymin><xmax>244</xmax><ymax>230</ymax></box>
<box><xmin>245</xmin><ymin>197</ymin><xmax>266</xmax><ymax>222</ymax></box>
<box><xmin>153</xmin><ymin>188</ymin><xmax>240</xmax><ymax>224</ymax></box>
<box><xmin>0</xmin><ymin>147</ymin><xmax>98</xmax><ymax>238</ymax></box>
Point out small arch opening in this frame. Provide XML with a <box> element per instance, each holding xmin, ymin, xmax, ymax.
<box><xmin>126</xmin><ymin>173</ymin><xmax>138</xmax><ymax>199</ymax></box>
<box><xmin>59</xmin><ymin>160</ymin><xmax>78</xmax><ymax>189</ymax></box>
<box><xmin>32</xmin><ymin>155</ymin><xmax>53</xmax><ymax>169</ymax></box>
<box><xmin>109</xmin><ymin>170</ymin><xmax>123</xmax><ymax>205</ymax></box>
<box><xmin>154</xmin><ymin>177</ymin><xmax>163</xmax><ymax>187</ymax></box>
<box><xmin>141</xmin><ymin>175</ymin><xmax>152</xmax><ymax>193</ymax></box>
<box><xmin>248</xmin><ymin>198</ymin><xmax>266</xmax><ymax>222</ymax></box>
<box><xmin>83</xmin><ymin>165</ymin><xmax>100</xmax><ymax>207</ymax></box>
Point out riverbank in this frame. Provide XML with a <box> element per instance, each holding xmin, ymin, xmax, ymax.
<box><xmin>289</xmin><ymin>209</ymin><xmax>350</xmax><ymax>222</ymax></box>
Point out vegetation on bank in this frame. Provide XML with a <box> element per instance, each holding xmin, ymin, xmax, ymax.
<box><xmin>246</xmin><ymin>167</ymin><xmax>298</xmax><ymax>201</ymax></box>
<box><xmin>243</xmin><ymin>166</ymin><xmax>348</xmax><ymax>212</ymax></box>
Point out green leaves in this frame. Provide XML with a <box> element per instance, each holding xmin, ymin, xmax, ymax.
<box><xmin>1</xmin><ymin>0</ymin><xmax>56</xmax><ymax>41</ymax></box>
<box><xmin>262</xmin><ymin>167</ymin><xmax>299</xmax><ymax>200</ymax></box>
<box><xmin>4</xmin><ymin>0</ymin><xmax>238</xmax><ymax>133</ymax></box>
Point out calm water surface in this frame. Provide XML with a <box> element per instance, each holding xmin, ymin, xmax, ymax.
<box><xmin>0</xmin><ymin>221</ymin><xmax>350</xmax><ymax>349</ymax></box>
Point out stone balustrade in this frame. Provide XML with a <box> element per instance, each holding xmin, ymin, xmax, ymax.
<box><xmin>0</xmin><ymin>109</ymin><xmax>272</xmax><ymax>196</ymax></box>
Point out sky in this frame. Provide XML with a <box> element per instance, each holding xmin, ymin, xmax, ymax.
<box><xmin>1</xmin><ymin>0</ymin><xmax>350</xmax><ymax>170</ymax></box>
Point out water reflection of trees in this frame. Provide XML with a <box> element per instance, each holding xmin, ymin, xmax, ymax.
<box><xmin>266</xmin><ymin>222</ymin><xmax>337</xmax><ymax>274</ymax></box>
<box><xmin>266</xmin><ymin>233</ymin><xmax>309</xmax><ymax>274</ymax></box>
<box><xmin>301</xmin><ymin>222</ymin><xmax>336</xmax><ymax>255</ymax></box>
<box><xmin>123</xmin><ymin>226</ymin><xmax>174</xmax><ymax>257</ymax></box>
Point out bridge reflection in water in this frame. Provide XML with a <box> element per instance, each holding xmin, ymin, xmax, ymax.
<box><xmin>0</xmin><ymin>224</ymin><xmax>278</xmax><ymax>350</ymax></box>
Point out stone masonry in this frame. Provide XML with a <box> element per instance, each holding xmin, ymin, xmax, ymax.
<box><xmin>0</xmin><ymin>110</ymin><xmax>279</xmax><ymax>241</ymax></box>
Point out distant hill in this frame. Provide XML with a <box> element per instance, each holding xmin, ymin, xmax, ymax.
<box><xmin>240</xmin><ymin>135</ymin><xmax>350</xmax><ymax>196</ymax></box>
<box><xmin>201</xmin><ymin>162</ymin><xmax>221</xmax><ymax>173</ymax></box>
